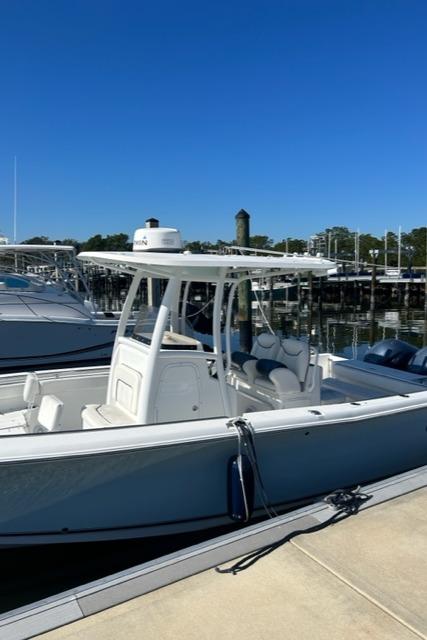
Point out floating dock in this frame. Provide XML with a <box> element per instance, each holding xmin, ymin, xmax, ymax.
<box><xmin>1</xmin><ymin>465</ymin><xmax>426</xmax><ymax>640</ymax></box>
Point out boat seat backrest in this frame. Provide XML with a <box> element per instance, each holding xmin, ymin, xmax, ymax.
<box><xmin>232</xmin><ymin>332</ymin><xmax>281</xmax><ymax>373</ymax></box>
<box><xmin>110</xmin><ymin>362</ymin><xmax>142</xmax><ymax>418</ymax></box>
<box><xmin>23</xmin><ymin>372</ymin><xmax>41</xmax><ymax>407</ymax></box>
<box><xmin>36</xmin><ymin>394</ymin><xmax>64</xmax><ymax>432</ymax></box>
<box><xmin>251</xmin><ymin>333</ymin><xmax>281</xmax><ymax>360</ymax></box>
<box><xmin>278</xmin><ymin>339</ymin><xmax>310</xmax><ymax>385</ymax></box>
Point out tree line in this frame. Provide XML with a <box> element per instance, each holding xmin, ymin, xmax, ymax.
<box><xmin>22</xmin><ymin>225</ymin><xmax>427</xmax><ymax>267</ymax></box>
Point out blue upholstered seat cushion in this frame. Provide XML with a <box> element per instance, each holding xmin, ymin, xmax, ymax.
<box><xmin>231</xmin><ymin>351</ymin><xmax>257</xmax><ymax>370</ymax></box>
<box><xmin>256</xmin><ymin>358</ymin><xmax>287</xmax><ymax>377</ymax></box>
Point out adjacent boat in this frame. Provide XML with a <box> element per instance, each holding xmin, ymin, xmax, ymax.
<box><xmin>0</xmin><ymin>248</ymin><xmax>425</xmax><ymax>547</ymax></box>
<box><xmin>0</xmin><ymin>244</ymin><xmax>132</xmax><ymax>370</ymax></box>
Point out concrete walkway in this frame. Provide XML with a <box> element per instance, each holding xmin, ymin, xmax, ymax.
<box><xmin>37</xmin><ymin>487</ymin><xmax>427</xmax><ymax>640</ymax></box>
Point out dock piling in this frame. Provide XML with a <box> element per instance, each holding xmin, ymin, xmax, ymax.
<box><xmin>235</xmin><ymin>209</ymin><xmax>252</xmax><ymax>352</ymax></box>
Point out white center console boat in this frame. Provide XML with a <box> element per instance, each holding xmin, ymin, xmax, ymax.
<box><xmin>0</xmin><ymin>248</ymin><xmax>425</xmax><ymax>546</ymax></box>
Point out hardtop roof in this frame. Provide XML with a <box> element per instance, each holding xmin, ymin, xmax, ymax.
<box><xmin>77</xmin><ymin>250</ymin><xmax>336</xmax><ymax>280</ymax></box>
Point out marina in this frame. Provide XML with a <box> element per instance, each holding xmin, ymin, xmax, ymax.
<box><xmin>0</xmin><ymin>239</ymin><xmax>425</xmax><ymax>549</ymax></box>
<box><xmin>1</xmin><ymin>2</ymin><xmax>426</xmax><ymax>637</ymax></box>
<box><xmin>0</xmin><ymin>224</ymin><xmax>425</xmax><ymax>638</ymax></box>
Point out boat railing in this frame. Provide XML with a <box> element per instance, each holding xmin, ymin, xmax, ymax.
<box><xmin>222</xmin><ymin>245</ymin><xmax>295</xmax><ymax>257</ymax></box>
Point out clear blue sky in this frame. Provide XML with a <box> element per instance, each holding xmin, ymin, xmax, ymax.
<box><xmin>0</xmin><ymin>0</ymin><xmax>425</xmax><ymax>243</ymax></box>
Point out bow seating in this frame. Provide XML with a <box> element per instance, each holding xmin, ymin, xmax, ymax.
<box><xmin>0</xmin><ymin>372</ymin><xmax>53</xmax><ymax>434</ymax></box>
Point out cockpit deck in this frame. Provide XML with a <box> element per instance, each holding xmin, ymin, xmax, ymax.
<box><xmin>0</xmin><ymin>333</ymin><xmax>426</xmax><ymax>438</ymax></box>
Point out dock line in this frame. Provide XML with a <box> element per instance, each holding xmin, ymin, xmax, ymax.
<box><xmin>216</xmin><ymin>485</ymin><xmax>371</xmax><ymax>574</ymax></box>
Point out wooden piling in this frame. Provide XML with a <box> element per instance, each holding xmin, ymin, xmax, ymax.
<box><xmin>235</xmin><ymin>209</ymin><xmax>252</xmax><ymax>352</ymax></box>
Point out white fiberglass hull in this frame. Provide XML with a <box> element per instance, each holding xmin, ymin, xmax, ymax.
<box><xmin>0</xmin><ymin>392</ymin><xmax>426</xmax><ymax>546</ymax></box>
<box><xmin>0</xmin><ymin>319</ymin><xmax>120</xmax><ymax>369</ymax></box>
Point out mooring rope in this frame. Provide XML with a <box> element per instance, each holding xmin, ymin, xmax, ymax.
<box><xmin>216</xmin><ymin>484</ymin><xmax>371</xmax><ymax>575</ymax></box>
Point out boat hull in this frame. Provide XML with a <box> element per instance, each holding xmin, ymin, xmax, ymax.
<box><xmin>0</xmin><ymin>319</ymin><xmax>120</xmax><ymax>370</ymax></box>
<box><xmin>0</xmin><ymin>402</ymin><xmax>426</xmax><ymax>546</ymax></box>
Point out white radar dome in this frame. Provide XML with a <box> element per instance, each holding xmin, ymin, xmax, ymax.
<box><xmin>133</xmin><ymin>227</ymin><xmax>183</xmax><ymax>253</ymax></box>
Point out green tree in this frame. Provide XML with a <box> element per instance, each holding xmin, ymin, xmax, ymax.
<box><xmin>21</xmin><ymin>236</ymin><xmax>51</xmax><ymax>245</ymax></box>
<box><xmin>359</xmin><ymin>233</ymin><xmax>382</xmax><ymax>263</ymax></box>
<box><xmin>383</xmin><ymin>231</ymin><xmax>398</xmax><ymax>267</ymax></box>
<box><xmin>249</xmin><ymin>235</ymin><xmax>273</xmax><ymax>250</ymax></box>
<box><xmin>402</xmin><ymin>227</ymin><xmax>427</xmax><ymax>267</ymax></box>
<box><xmin>103</xmin><ymin>233</ymin><xmax>131</xmax><ymax>251</ymax></box>
<box><xmin>274</xmin><ymin>237</ymin><xmax>306</xmax><ymax>253</ymax></box>
<box><xmin>184</xmin><ymin>240</ymin><xmax>204</xmax><ymax>252</ymax></box>
<box><xmin>62</xmin><ymin>238</ymin><xmax>82</xmax><ymax>252</ymax></box>
<box><xmin>81</xmin><ymin>234</ymin><xmax>105</xmax><ymax>251</ymax></box>
<box><xmin>184</xmin><ymin>240</ymin><xmax>220</xmax><ymax>253</ymax></box>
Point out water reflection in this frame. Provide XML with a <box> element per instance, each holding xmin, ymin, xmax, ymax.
<box><xmin>96</xmin><ymin>290</ymin><xmax>427</xmax><ymax>357</ymax></box>
<box><xmin>254</xmin><ymin>306</ymin><xmax>426</xmax><ymax>360</ymax></box>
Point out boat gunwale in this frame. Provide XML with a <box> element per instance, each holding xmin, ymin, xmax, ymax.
<box><xmin>0</xmin><ymin>389</ymin><xmax>427</xmax><ymax>463</ymax></box>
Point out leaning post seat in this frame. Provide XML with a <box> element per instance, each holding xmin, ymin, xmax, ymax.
<box><xmin>253</xmin><ymin>339</ymin><xmax>309</xmax><ymax>391</ymax></box>
<box><xmin>232</xmin><ymin>332</ymin><xmax>281</xmax><ymax>372</ymax></box>
<box><xmin>276</xmin><ymin>338</ymin><xmax>311</xmax><ymax>386</ymax></box>
<box><xmin>242</xmin><ymin>357</ymin><xmax>286</xmax><ymax>385</ymax></box>
<box><xmin>251</xmin><ymin>339</ymin><xmax>321</xmax><ymax>406</ymax></box>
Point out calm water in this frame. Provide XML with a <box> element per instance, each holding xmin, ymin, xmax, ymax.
<box><xmin>1</xmin><ymin>305</ymin><xmax>426</xmax><ymax>614</ymax></box>
<box><xmin>268</xmin><ymin>307</ymin><xmax>427</xmax><ymax>356</ymax></box>
<box><xmin>97</xmin><ymin>290</ymin><xmax>427</xmax><ymax>355</ymax></box>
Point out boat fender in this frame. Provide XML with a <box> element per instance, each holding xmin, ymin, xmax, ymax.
<box><xmin>227</xmin><ymin>454</ymin><xmax>254</xmax><ymax>522</ymax></box>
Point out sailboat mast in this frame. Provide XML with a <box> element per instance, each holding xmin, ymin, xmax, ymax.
<box><xmin>13</xmin><ymin>156</ymin><xmax>17</xmax><ymax>243</ymax></box>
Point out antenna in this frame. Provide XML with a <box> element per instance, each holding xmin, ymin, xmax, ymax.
<box><xmin>13</xmin><ymin>156</ymin><xmax>17</xmax><ymax>243</ymax></box>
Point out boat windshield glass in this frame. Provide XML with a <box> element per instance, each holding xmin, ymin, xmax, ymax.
<box><xmin>0</xmin><ymin>275</ymin><xmax>32</xmax><ymax>289</ymax></box>
<box><xmin>0</xmin><ymin>274</ymin><xmax>46</xmax><ymax>291</ymax></box>
<box><xmin>131</xmin><ymin>281</ymin><xmax>215</xmax><ymax>350</ymax></box>
<box><xmin>131</xmin><ymin>304</ymin><xmax>165</xmax><ymax>345</ymax></box>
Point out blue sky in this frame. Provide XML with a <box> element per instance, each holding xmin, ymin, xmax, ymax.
<box><xmin>0</xmin><ymin>0</ymin><xmax>425</xmax><ymax>243</ymax></box>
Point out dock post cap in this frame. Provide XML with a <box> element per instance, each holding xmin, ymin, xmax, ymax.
<box><xmin>235</xmin><ymin>209</ymin><xmax>250</xmax><ymax>220</ymax></box>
